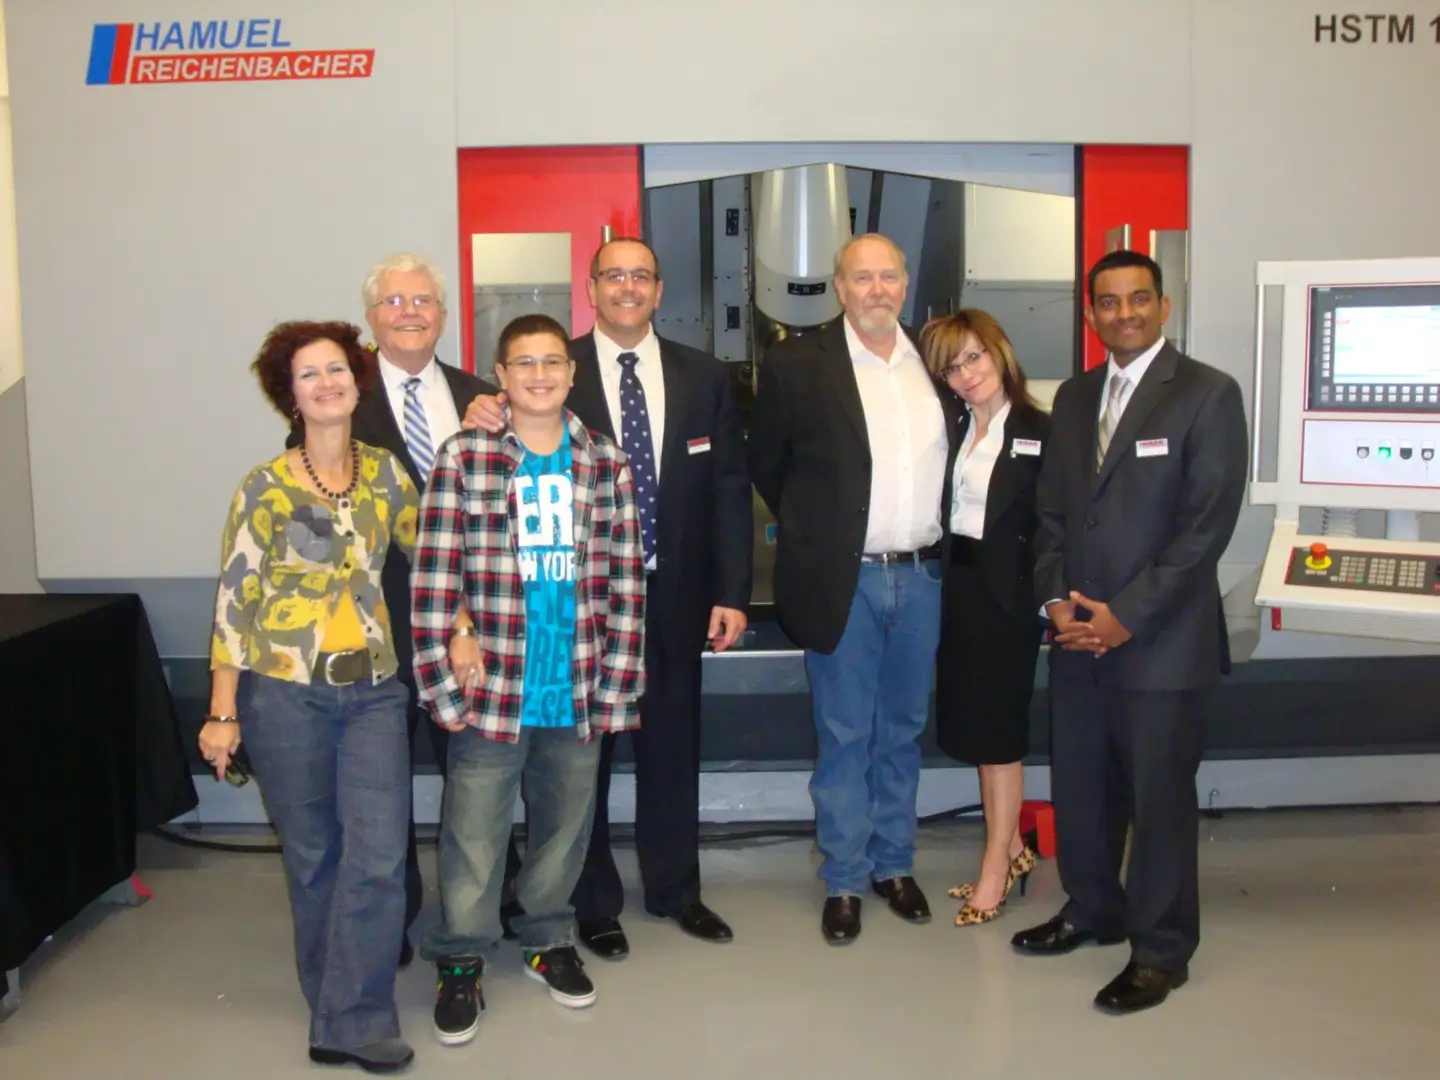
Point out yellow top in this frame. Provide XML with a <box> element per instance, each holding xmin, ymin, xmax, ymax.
<box><xmin>319</xmin><ymin>591</ymin><xmax>367</xmax><ymax>652</ymax></box>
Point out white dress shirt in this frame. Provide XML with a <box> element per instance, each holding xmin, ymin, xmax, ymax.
<box><xmin>377</xmin><ymin>352</ymin><xmax>462</xmax><ymax>451</ymax></box>
<box><xmin>843</xmin><ymin>318</ymin><xmax>948</xmax><ymax>554</ymax></box>
<box><xmin>950</xmin><ymin>398</ymin><xmax>1011</xmax><ymax>540</ymax></box>
<box><xmin>594</xmin><ymin>325</ymin><xmax>665</xmax><ymax>482</ymax></box>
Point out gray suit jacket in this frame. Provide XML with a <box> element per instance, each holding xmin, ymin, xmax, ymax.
<box><xmin>1034</xmin><ymin>343</ymin><xmax>1249</xmax><ymax>691</ymax></box>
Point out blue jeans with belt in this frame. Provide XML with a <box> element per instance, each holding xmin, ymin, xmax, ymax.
<box><xmin>239</xmin><ymin>671</ymin><xmax>411</xmax><ymax>1052</ymax></box>
<box><xmin>804</xmin><ymin>557</ymin><xmax>943</xmax><ymax>896</ymax></box>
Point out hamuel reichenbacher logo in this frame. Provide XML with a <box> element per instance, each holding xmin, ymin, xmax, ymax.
<box><xmin>86</xmin><ymin>17</ymin><xmax>375</xmax><ymax>85</ymax></box>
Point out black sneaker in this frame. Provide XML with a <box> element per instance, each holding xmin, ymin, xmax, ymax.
<box><xmin>432</xmin><ymin>961</ymin><xmax>483</xmax><ymax>1046</ymax></box>
<box><xmin>522</xmin><ymin>946</ymin><xmax>596</xmax><ymax>1009</ymax></box>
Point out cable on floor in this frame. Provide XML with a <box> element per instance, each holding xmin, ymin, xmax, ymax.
<box><xmin>147</xmin><ymin>802</ymin><xmax>987</xmax><ymax>855</ymax></box>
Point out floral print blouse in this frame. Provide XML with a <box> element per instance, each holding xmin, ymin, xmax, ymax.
<box><xmin>210</xmin><ymin>443</ymin><xmax>419</xmax><ymax>685</ymax></box>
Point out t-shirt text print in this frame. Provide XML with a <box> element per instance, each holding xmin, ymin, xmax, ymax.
<box><xmin>514</xmin><ymin>443</ymin><xmax>578</xmax><ymax>727</ymax></box>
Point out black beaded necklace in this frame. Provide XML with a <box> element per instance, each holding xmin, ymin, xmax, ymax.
<box><xmin>300</xmin><ymin>439</ymin><xmax>361</xmax><ymax>501</ymax></box>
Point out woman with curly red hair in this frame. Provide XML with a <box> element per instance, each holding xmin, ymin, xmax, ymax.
<box><xmin>200</xmin><ymin>320</ymin><xmax>423</xmax><ymax>1072</ymax></box>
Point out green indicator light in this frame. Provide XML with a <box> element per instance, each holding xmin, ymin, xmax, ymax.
<box><xmin>1378</xmin><ymin>446</ymin><xmax>1392</xmax><ymax>460</ymax></box>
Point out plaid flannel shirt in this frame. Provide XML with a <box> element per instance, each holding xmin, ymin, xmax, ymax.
<box><xmin>410</xmin><ymin>409</ymin><xmax>646</xmax><ymax>742</ymax></box>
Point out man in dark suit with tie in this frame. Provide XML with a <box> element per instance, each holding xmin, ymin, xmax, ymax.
<box><xmin>466</xmin><ymin>237</ymin><xmax>752</xmax><ymax>958</ymax></box>
<box><xmin>1012</xmin><ymin>250</ymin><xmax>1248</xmax><ymax>1014</ymax></box>
<box><xmin>317</xmin><ymin>253</ymin><xmax>492</xmax><ymax>966</ymax></box>
<box><xmin>748</xmin><ymin>234</ymin><xmax>958</xmax><ymax>945</ymax></box>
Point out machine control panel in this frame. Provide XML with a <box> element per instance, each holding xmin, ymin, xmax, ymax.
<box><xmin>1284</xmin><ymin>542</ymin><xmax>1440</xmax><ymax>595</ymax></box>
<box><xmin>1300</xmin><ymin>419</ymin><xmax>1440</xmax><ymax>489</ymax></box>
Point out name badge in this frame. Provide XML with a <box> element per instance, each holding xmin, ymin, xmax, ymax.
<box><xmin>1135</xmin><ymin>438</ymin><xmax>1169</xmax><ymax>458</ymax></box>
<box><xmin>687</xmin><ymin>437</ymin><xmax>712</xmax><ymax>455</ymax></box>
<box><xmin>1011</xmin><ymin>438</ymin><xmax>1042</xmax><ymax>457</ymax></box>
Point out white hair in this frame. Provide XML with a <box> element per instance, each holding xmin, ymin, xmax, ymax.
<box><xmin>362</xmin><ymin>253</ymin><xmax>448</xmax><ymax>308</ymax></box>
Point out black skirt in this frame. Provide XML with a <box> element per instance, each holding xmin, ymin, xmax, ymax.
<box><xmin>934</xmin><ymin>537</ymin><xmax>1042</xmax><ymax>765</ymax></box>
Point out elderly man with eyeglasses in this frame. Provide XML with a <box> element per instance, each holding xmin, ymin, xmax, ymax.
<box><xmin>345</xmin><ymin>252</ymin><xmax>492</xmax><ymax>966</ymax></box>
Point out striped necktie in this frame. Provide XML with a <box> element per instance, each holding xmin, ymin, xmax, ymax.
<box><xmin>402</xmin><ymin>377</ymin><xmax>436</xmax><ymax>480</ymax></box>
<box><xmin>1096</xmin><ymin>372</ymin><xmax>1130</xmax><ymax>471</ymax></box>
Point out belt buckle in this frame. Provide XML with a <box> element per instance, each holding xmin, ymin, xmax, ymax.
<box><xmin>324</xmin><ymin>650</ymin><xmax>364</xmax><ymax>686</ymax></box>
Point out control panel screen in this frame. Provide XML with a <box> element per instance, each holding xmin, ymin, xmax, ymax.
<box><xmin>1309</xmin><ymin>283</ymin><xmax>1440</xmax><ymax>412</ymax></box>
<box><xmin>1285</xmin><ymin>543</ymin><xmax>1440</xmax><ymax>596</ymax></box>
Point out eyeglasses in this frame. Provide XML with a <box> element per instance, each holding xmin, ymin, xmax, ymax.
<box><xmin>941</xmin><ymin>349</ymin><xmax>989</xmax><ymax>379</ymax></box>
<box><xmin>594</xmin><ymin>268</ymin><xmax>656</xmax><ymax>286</ymax></box>
<box><xmin>504</xmin><ymin>355</ymin><xmax>572</xmax><ymax>370</ymax></box>
<box><xmin>375</xmin><ymin>294</ymin><xmax>440</xmax><ymax>311</ymax></box>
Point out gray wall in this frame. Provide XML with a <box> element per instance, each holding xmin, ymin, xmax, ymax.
<box><xmin>0</xmin><ymin>381</ymin><xmax>38</xmax><ymax>593</ymax></box>
<box><xmin>6</xmin><ymin>0</ymin><xmax>1439</xmax><ymax>655</ymax></box>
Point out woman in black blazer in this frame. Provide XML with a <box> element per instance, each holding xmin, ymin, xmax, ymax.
<box><xmin>919</xmin><ymin>310</ymin><xmax>1050</xmax><ymax>928</ymax></box>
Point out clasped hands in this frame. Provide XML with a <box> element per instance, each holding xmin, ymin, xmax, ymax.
<box><xmin>1047</xmin><ymin>592</ymin><xmax>1131</xmax><ymax>656</ymax></box>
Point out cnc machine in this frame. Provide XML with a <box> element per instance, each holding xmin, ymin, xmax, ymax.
<box><xmin>1251</xmin><ymin>257</ymin><xmax>1440</xmax><ymax>643</ymax></box>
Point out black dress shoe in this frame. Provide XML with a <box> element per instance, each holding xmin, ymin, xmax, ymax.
<box><xmin>499</xmin><ymin>899</ymin><xmax>523</xmax><ymax>941</ymax></box>
<box><xmin>1094</xmin><ymin>962</ymin><xmax>1188</xmax><ymax>1014</ymax></box>
<box><xmin>871</xmin><ymin>876</ymin><xmax>931</xmax><ymax>923</ymax></box>
<box><xmin>398</xmin><ymin>936</ymin><xmax>414</xmax><ymax>969</ymax></box>
<box><xmin>577</xmin><ymin>916</ymin><xmax>630</xmax><ymax>960</ymax></box>
<box><xmin>821</xmin><ymin>895</ymin><xmax>862</xmax><ymax>945</ymax></box>
<box><xmin>1011</xmin><ymin>914</ymin><xmax>1125</xmax><ymax>956</ymax></box>
<box><xmin>674</xmin><ymin>902</ymin><xmax>733</xmax><ymax>943</ymax></box>
<box><xmin>309</xmin><ymin>1038</ymin><xmax>414</xmax><ymax>1073</ymax></box>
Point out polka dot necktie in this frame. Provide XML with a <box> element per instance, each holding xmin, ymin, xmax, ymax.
<box><xmin>616</xmin><ymin>351</ymin><xmax>657</xmax><ymax>563</ymax></box>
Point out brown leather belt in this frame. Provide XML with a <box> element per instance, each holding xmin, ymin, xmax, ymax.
<box><xmin>861</xmin><ymin>543</ymin><xmax>941</xmax><ymax>566</ymax></box>
<box><xmin>313</xmin><ymin>649</ymin><xmax>372</xmax><ymax>686</ymax></box>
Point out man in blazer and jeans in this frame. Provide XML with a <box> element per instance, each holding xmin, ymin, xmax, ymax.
<box><xmin>749</xmin><ymin>233</ymin><xmax>957</xmax><ymax>945</ymax></box>
<box><xmin>1013</xmin><ymin>249</ymin><xmax>1248</xmax><ymax>1014</ymax></box>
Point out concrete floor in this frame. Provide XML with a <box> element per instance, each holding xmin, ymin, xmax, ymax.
<box><xmin>1</xmin><ymin>807</ymin><xmax>1437</xmax><ymax>1079</ymax></box>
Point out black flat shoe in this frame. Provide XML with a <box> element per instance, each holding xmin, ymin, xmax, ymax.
<box><xmin>1094</xmin><ymin>962</ymin><xmax>1189</xmax><ymax>1014</ymax></box>
<box><xmin>309</xmin><ymin>1038</ymin><xmax>415</xmax><ymax>1073</ymax></box>
<box><xmin>675</xmin><ymin>902</ymin><xmax>733</xmax><ymax>943</ymax></box>
<box><xmin>871</xmin><ymin>875</ymin><xmax>931</xmax><ymax>923</ymax></box>
<box><xmin>1011</xmin><ymin>914</ymin><xmax>1125</xmax><ymax>956</ymax></box>
<box><xmin>821</xmin><ymin>895</ymin><xmax>862</xmax><ymax>945</ymax></box>
<box><xmin>577</xmin><ymin>916</ymin><xmax>629</xmax><ymax>961</ymax></box>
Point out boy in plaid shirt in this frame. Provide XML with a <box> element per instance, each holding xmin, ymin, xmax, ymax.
<box><xmin>410</xmin><ymin>313</ymin><xmax>645</xmax><ymax>1046</ymax></box>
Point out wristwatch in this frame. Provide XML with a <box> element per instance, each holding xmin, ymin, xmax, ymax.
<box><xmin>205</xmin><ymin>713</ymin><xmax>239</xmax><ymax>724</ymax></box>
<box><xmin>452</xmin><ymin>626</ymin><xmax>476</xmax><ymax>639</ymax></box>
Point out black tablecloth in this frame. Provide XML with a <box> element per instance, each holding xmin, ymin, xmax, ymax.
<box><xmin>0</xmin><ymin>594</ymin><xmax>198</xmax><ymax>975</ymax></box>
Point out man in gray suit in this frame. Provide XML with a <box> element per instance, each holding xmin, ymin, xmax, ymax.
<box><xmin>1011</xmin><ymin>250</ymin><xmax>1248</xmax><ymax>1015</ymax></box>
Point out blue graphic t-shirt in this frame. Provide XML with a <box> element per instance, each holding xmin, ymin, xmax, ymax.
<box><xmin>514</xmin><ymin>442</ymin><xmax>578</xmax><ymax>728</ymax></box>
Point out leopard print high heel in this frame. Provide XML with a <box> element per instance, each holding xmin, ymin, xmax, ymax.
<box><xmin>954</xmin><ymin>900</ymin><xmax>1002</xmax><ymax>926</ymax></box>
<box><xmin>948</xmin><ymin>845</ymin><xmax>1038</xmax><ymax>904</ymax></box>
<box><xmin>954</xmin><ymin>856</ymin><xmax>1031</xmax><ymax>927</ymax></box>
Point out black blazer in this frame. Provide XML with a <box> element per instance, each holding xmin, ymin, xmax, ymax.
<box><xmin>565</xmin><ymin>331</ymin><xmax>752</xmax><ymax>654</ymax></box>
<box><xmin>288</xmin><ymin>356</ymin><xmax>491</xmax><ymax>689</ymax></box>
<box><xmin>1034</xmin><ymin>343</ymin><xmax>1249</xmax><ymax>691</ymax></box>
<box><xmin>939</xmin><ymin>395</ymin><xmax>1051</xmax><ymax>629</ymax></box>
<box><xmin>748</xmin><ymin>317</ymin><xmax>959</xmax><ymax>654</ymax></box>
